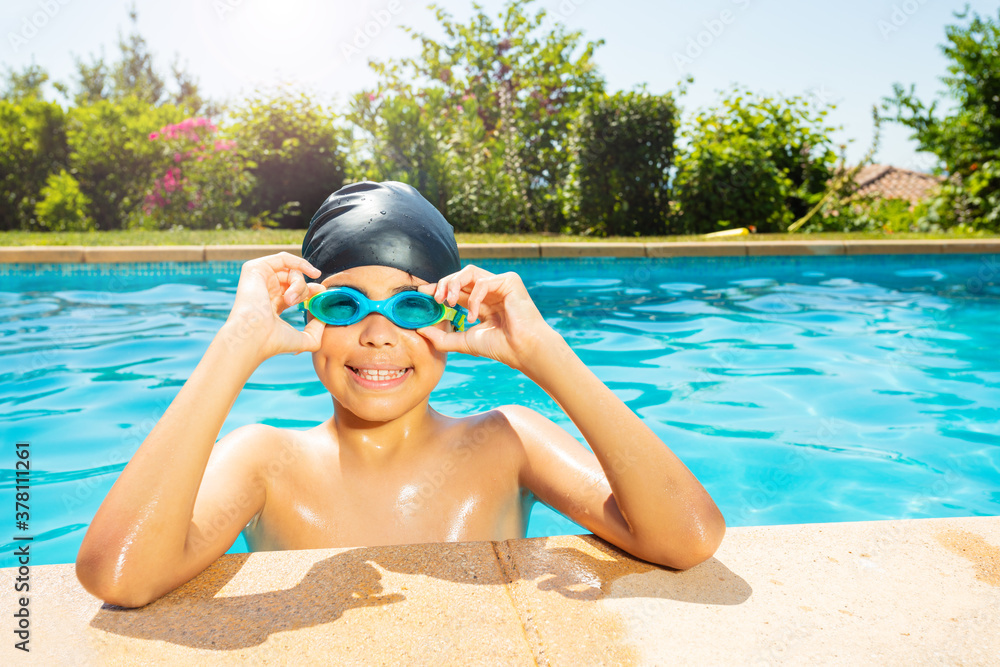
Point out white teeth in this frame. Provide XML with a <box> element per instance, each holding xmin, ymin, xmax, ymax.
<box><xmin>353</xmin><ymin>367</ymin><xmax>407</xmax><ymax>381</ymax></box>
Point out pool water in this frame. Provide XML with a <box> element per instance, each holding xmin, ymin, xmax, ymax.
<box><xmin>2</xmin><ymin>254</ymin><xmax>999</xmax><ymax>567</ymax></box>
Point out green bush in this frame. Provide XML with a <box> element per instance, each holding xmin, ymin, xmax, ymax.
<box><xmin>920</xmin><ymin>160</ymin><xmax>1000</xmax><ymax>232</ymax></box>
<box><xmin>563</xmin><ymin>90</ymin><xmax>678</xmax><ymax>236</ymax></box>
<box><xmin>231</xmin><ymin>88</ymin><xmax>347</xmax><ymax>227</ymax></box>
<box><xmin>674</xmin><ymin>89</ymin><xmax>838</xmax><ymax>233</ymax></box>
<box><xmin>803</xmin><ymin>197</ymin><xmax>931</xmax><ymax>234</ymax></box>
<box><xmin>33</xmin><ymin>169</ymin><xmax>95</xmax><ymax>231</ymax></box>
<box><xmin>673</xmin><ymin>134</ymin><xmax>792</xmax><ymax>233</ymax></box>
<box><xmin>0</xmin><ymin>97</ymin><xmax>68</xmax><ymax>230</ymax></box>
<box><xmin>66</xmin><ymin>96</ymin><xmax>188</xmax><ymax>229</ymax></box>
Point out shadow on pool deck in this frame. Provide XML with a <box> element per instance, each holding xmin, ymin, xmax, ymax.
<box><xmin>88</xmin><ymin>536</ymin><xmax>752</xmax><ymax>651</ymax></box>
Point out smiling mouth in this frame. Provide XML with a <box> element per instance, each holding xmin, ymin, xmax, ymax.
<box><xmin>347</xmin><ymin>366</ymin><xmax>412</xmax><ymax>382</ymax></box>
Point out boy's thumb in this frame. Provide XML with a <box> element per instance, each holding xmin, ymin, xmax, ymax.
<box><xmin>300</xmin><ymin>317</ymin><xmax>326</xmax><ymax>352</ymax></box>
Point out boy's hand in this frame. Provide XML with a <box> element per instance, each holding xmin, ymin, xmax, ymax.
<box><xmin>414</xmin><ymin>264</ymin><xmax>558</xmax><ymax>372</ymax></box>
<box><xmin>225</xmin><ymin>252</ymin><xmax>326</xmax><ymax>362</ymax></box>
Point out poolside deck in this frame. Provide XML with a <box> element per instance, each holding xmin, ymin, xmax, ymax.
<box><xmin>4</xmin><ymin>516</ymin><xmax>997</xmax><ymax>665</ymax></box>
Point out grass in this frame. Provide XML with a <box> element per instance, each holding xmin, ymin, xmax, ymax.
<box><xmin>2</xmin><ymin>228</ymin><xmax>999</xmax><ymax>246</ymax></box>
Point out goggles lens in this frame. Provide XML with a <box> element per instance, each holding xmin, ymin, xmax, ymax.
<box><xmin>312</xmin><ymin>291</ymin><xmax>362</xmax><ymax>323</ymax></box>
<box><xmin>391</xmin><ymin>293</ymin><xmax>441</xmax><ymax>327</ymax></box>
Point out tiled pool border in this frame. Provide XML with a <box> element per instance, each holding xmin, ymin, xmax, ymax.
<box><xmin>1</xmin><ymin>238</ymin><xmax>1000</xmax><ymax>266</ymax></box>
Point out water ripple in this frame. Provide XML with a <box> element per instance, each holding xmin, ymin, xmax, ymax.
<box><xmin>3</xmin><ymin>255</ymin><xmax>999</xmax><ymax>565</ymax></box>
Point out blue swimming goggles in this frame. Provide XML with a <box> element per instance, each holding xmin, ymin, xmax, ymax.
<box><xmin>301</xmin><ymin>286</ymin><xmax>475</xmax><ymax>331</ymax></box>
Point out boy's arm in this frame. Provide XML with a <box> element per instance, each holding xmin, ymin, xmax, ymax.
<box><xmin>416</xmin><ymin>264</ymin><xmax>724</xmax><ymax>568</ymax></box>
<box><xmin>508</xmin><ymin>329</ymin><xmax>726</xmax><ymax>569</ymax></box>
<box><xmin>76</xmin><ymin>327</ymin><xmax>263</xmax><ymax>607</ymax></box>
<box><xmin>76</xmin><ymin>252</ymin><xmax>324</xmax><ymax>607</ymax></box>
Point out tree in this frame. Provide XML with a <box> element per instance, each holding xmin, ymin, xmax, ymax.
<box><xmin>69</xmin><ymin>4</ymin><xmax>204</xmax><ymax>113</ymax></box>
<box><xmin>882</xmin><ymin>5</ymin><xmax>1000</xmax><ymax>172</ymax></box>
<box><xmin>2</xmin><ymin>62</ymin><xmax>49</xmax><ymax>101</ymax></box>
<box><xmin>351</xmin><ymin>0</ymin><xmax>605</xmax><ymax>232</ymax></box>
<box><xmin>881</xmin><ymin>5</ymin><xmax>1000</xmax><ymax>230</ymax></box>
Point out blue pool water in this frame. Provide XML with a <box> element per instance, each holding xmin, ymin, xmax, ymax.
<box><xmin>2</xmin><ymin>254</ymin><xmax>999</xmax><ymax>567</ymax></box>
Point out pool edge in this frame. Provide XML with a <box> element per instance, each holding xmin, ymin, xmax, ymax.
<box><xmin>5</xmin><ymin>515</ymin><xmax>997</xmax><ymax>664</ymax></box>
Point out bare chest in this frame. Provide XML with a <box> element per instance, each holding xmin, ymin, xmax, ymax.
<box><xmin>244</xmin><ymin>418</ymin><xmax>529</xmax><ymax>551</ymax></box>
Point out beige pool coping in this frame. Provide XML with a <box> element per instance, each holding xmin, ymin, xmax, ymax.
<box><xmin>3</xmin><ymin>516</ymin><xmax>997</xmax><ymax>665</ymax></box>
<box><xmin>2</xmin><ymin>238</ymin><xmax>1000</xmax><ymax>264</ymax></box>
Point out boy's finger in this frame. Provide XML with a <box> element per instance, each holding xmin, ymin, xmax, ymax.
<box><xmin>435</xmin><ymin>265</ymin><xmax>484</xmax><ymax>304</ymax></box>
<box><xmin>283</xmin><ymin>269</ymin><xmax>300</xmax><ymax>302</ymax></box>
<box><xmin>466</xmin><ymin>278</ymin><xmax>497</xmax><ymax>324</ymax></box>
<box><xmin>415</xmin><ymin>326</ymin><xmax>458</xmax><ymax>352</ymax></box>
<box><xmin>305</xmin><ymin>281</ymin><xmax>326</xmax><ymax>299</ymax></box>
<box><xmin>261</xmin><ymin>252</ymin><xmax>321</xmax><ymax>278</ymax></box>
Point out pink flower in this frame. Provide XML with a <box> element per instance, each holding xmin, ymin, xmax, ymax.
<box><xmin>456</xmin><ymin>105</ymin><xmax>464</xmax><ymax>113</ymax></box>
<box><xmin>143</xmin><ymin>190</ymin><xmax>166</xmax><ymax>213</ymax></box>
<box><xmin>187</xmin><ymin>201</ymin><xmax>196</xmax><ymax>210</ymax></box>
<box><xmin>149</xmin><ymin>131</ymin><xmax>160</xmax><ymax>141</ymax></box>
<box><xmin>162</xmin><ymin>167</ymin><xmax>182</xmax><ymax>193</ymax></box>
<box><xmin>369</xmin><ymin>93</ymin><xmax>377</xmax><ymax>101</ymax></box>
<box><xmin>174</xmin><ymin>153</ymin><xmax>183</xmax><ymax>163</ymax></box>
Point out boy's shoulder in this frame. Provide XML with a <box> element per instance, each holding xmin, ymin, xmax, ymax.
<box><xmin>449</xmin><ymin>403</ymin><xmax>548</xmax><ymax>434</ymax></box>
<box><xmin>447</xmin><ymin>403</ymin><xmax>571</xmax><ymax>456</ymax></box>
<box><xmin>210</xmin><ymin>422</ymin><xmax>300</xmax><ymax>473</ymax></box>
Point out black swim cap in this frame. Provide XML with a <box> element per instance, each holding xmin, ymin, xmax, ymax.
<box><xmin>301</xmin><ymin>181</ymin><xmax>461</xmax><ymax>284</ymax></box>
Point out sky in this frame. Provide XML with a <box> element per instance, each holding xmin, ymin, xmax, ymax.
<box><xmin>2</xmin><ymin>0</ymin><xmax>996</xmax><ymax>172</ymax></box>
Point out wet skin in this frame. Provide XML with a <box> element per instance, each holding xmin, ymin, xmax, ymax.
<box><xmin>242</xmin><ymin>266</ymin><xmax>534</xmax><ymax>550</ymax></box>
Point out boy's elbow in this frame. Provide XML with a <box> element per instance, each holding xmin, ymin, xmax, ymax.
<box><xmin>659</xmin><ymin>535</ymin><xmax>722</xmax><ymax>571</ymax></box>
<box><xmin>75</xmin><ymin>550</ymin><xmax>157</xmax><ymax>609</ymax></box>
<box><xmin>651</xmin><ymin>514</ymin><xmax>727</xmax><ymax>571</ymax></box>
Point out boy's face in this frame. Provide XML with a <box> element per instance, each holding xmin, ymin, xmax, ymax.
<box><xmin>310</xmin><ymin>264</ymin><xmax>451</xmax><ymax>422</ymax></box>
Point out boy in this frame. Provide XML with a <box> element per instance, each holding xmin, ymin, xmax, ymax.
<box><xmin>76</xmin><ymin>181</ymin><xmax>725</xmax><ymax>608</ymax></box>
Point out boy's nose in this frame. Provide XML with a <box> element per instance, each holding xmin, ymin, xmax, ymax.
<box><xmin>358</xmin><ymin>312</ymin><xmax>400</xmax><ymax>346</ymax></box>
